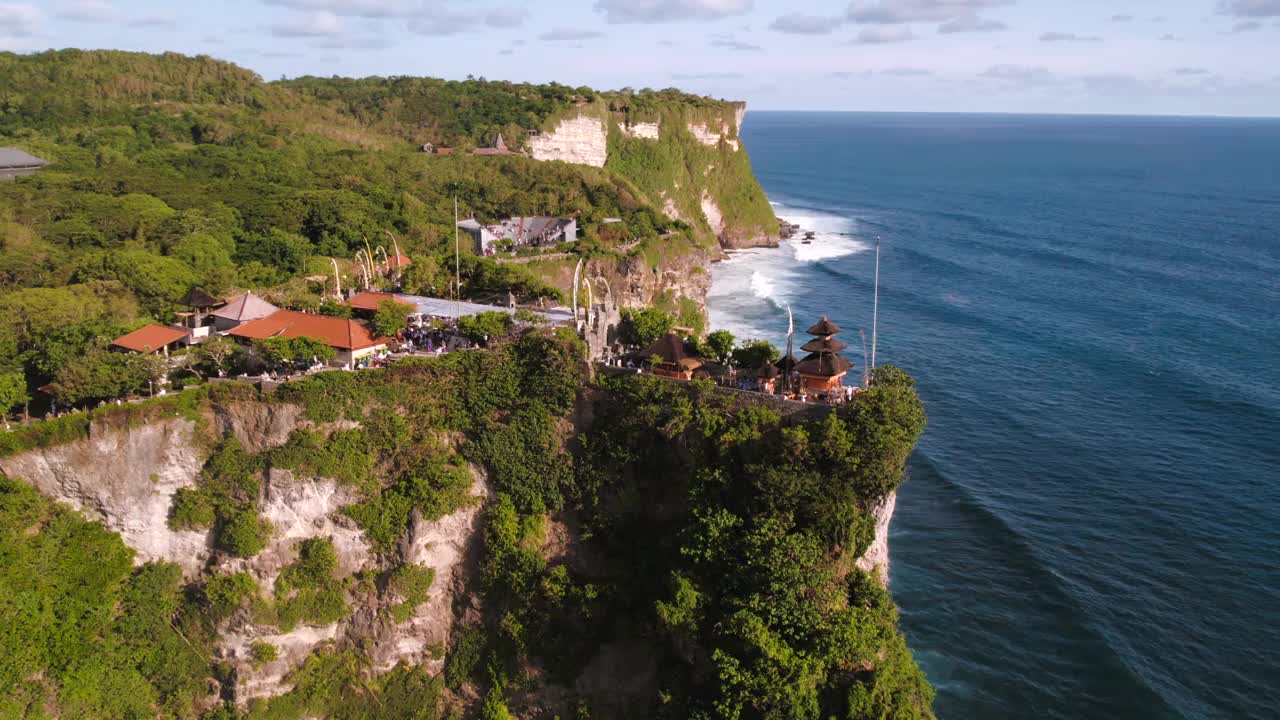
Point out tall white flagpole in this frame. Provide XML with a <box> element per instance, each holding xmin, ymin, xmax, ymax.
<box><xmin>870</xmin><ymin>239</ymin><xmax>880</xmax><ymax>374</ymax></box>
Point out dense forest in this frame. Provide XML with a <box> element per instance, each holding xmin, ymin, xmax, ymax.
<box><xmin>0</xmin><ymin>49</ymin><xmax>752</xmax><ymax>415</ymax></box>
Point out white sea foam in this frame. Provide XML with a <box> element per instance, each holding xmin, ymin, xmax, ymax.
<box><xmin>774</xmin><ymin>203</ymin><xmax>869</xmax><ymax>263</ymax></box>
<box><xmin>749</xmin><ymin>270</ymin><xmax>776</xmax><ymax>300</ymax></box>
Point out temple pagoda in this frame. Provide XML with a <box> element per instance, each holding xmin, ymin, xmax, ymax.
<box><xmin>794</xmin><ymin>316</ymin><xmax>853</xmax><ymax>394</ymax></box>
<box><xmin>643</xmin><ymin>332</ymin><xmax>703</xmax><ymax>380</ymax></box>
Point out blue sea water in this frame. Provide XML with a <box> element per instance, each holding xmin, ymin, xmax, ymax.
<box><xmin>708</xmin><ymin>112</ymin><xmax>1280</xmax><ymax>719</ymax></box>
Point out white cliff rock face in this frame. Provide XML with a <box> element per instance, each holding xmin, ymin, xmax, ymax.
<box><xmin>687</xmin><ymin>121</ymin><xmax>740</xmax><ymax>151</ymax></box>
<box><xmin>213</xmin><ymin>402</ymin><xmax>305</xmax><ymax>454</ymax></box>
<box><xmin>855</xmin><ymin>491</ymin><xmax>897</xmax><ymax>586</ymax></box>
<box><xmin>375</xmin><ymin>472</ymin><xmax>489</xmax><ymax>672</ymax></box>
<box><xmin>216</xmin><ymin>468</ymin><xmax>371</xmax><ymax>589</ymax></box>
<box><xmin>701</xmin><ymin>191</ymin><xmax>726</xmax><ymax>237</ymax></box>
<box><xmin>734</xmin><ymin>103</ymin><xmax>746</xmax><ymax>134</ymax></box>
<box><xmin>0</xmin><ymin>418</ymin><xmax>212</xmax><ymax>578</ymax></box>
<box><xmin>528</xmin><ymin>116</ymin><xmax>608</xmax><ymax>167</ymax></box>
<box><xmin>221</xmin><ymin>624</ymin><xmax>342</xmax><ymax>704</ymax></box>
<box><xmin>622</xmin><ymin>121</ymin><xmax>660</xmax><ymax>140</ymax></box>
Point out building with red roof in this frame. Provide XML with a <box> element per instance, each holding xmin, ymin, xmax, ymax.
<box><xmin>111</xmin><ymin>324</ymin><xmax>190</xmax><ymax>355</ymax></box>
<box><xmin>228</xmin><ymin>310</ymin><xmax>389</xmax><ymax>367</ymax></box>
<box><xmin>345</xmin><ymin>291</ymin><xmax>416</xmax><ymax>315</ymax></box>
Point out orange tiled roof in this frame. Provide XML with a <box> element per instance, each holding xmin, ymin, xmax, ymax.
<box><xmin>111</xmin><ymin>324</ymin><xmax>189</xmax><ymax>353</ymax></box>
<box><xmin>228</xmin><ymin>310</ymin><xmax>388</xmax><ymax>351</ymax></box>
<box><xmin>346</xmin><ymin>291</ymin><xmax>416</xmax><ymax>312</ymax></box>
<box><xmin>378</xmin><ymin>255</ymin><xmax>413</xmax><ymax>270</ymax></box>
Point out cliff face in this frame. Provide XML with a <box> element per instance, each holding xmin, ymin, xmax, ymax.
<box><xmin>528</xmin><ymin>116</ymin><xmax>609</xmax><ymax>167</ymax></box>
<box><xmin>855</xmin><ymin>491</ymin><xmax>896</xmax><ymax>586</ymax></box>
<box><xmin>529</xmin><ymin>104</ymin><xmax>778</xmax><ymax>253</ymax></box>
<box><xmin>0</xmin><ymin>404</ymin><xmax>487</xmax><ymax>706</ymax></box>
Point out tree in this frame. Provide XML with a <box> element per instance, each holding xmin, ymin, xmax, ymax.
<box><xmin>371</xmin><ymin>299</ymin><xmax>410</xmax><ymax>338</ymax></box>
<box><xmin>254</xmin><ymin>337</ymin><xmax>335</xmax><ymax>370</ymax></box>
<box><xmin>731</xmin><ymin>338</ymin><xmax>780</xmax><ymax>369</ymax></box>
<box><xmin>318</xmin><ymin>299</ymin><xmax>353</xmax><ymax>318</ymax></box>
<box><xmin>198</xmin><ymin>335</ymin><xmax>237</xmax><ymax>376</ymax></box>
<box><xmin>705</xmin><ymin>329</ymin><xmax>735</xmax><ymax>365</ymax></box>
<box><xmin>619</xmin><ymin>307</ymin><xmax>675</xmax><ymax>348</ymax></box>
<box><xmin>457</xmin><ymin>311</ymin><xmax>513</xmax><ymax>344</ymax></box>
<box><xmin>0</xmin><ymin>371</ymin><xmax>29</xmax><ymax>417</ymax></box>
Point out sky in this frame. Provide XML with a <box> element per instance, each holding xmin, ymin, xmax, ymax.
<box><xmin>3</xmin><ymin>0</ymin><xmax>1280</xmax><ymax>116</ymax></box>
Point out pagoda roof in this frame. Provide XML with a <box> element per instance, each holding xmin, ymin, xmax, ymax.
<box><xmin>643</xmin><ymin>332</ymin><xmax>693</xmax><ymax>364</ymax></box>
<box><xmin>775</xmin><ymin>353</ymin><xmax>801</xmax><ymax>371</ymax></box>
<box><xmin>755</xmin><ymin>361</ymin><xmax>780</xmax><ymax>379</ymax></box>
<box><xmin>179</xmin><ymin>287</ymin><xmax>220</xmax><ymax>308</ymax></box>
<box><xmin>795</xmin><ymin>352</ymin><xmax>853</xmax><ymax>378</ymax></box>
<box><xmin>800</xmin><ymin>336</ymin><xmax>848</xmax><ymax>353</ymax></box>
<box><xmin>806</xmin><ymin>316</ymin><xmax>842</xmax><ymax>336</ymax></box>
<box><xmin>211</xmin><ymin>293</ymin><xmax>279</xmax><ymax>323</ymax></box>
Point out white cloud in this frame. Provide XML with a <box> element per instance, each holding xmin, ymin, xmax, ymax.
<box><xmin>263</xmin><ymin>0</ymin><xmax>418</xmax><ymax>18</ymax></box>
<box><xmin>538</xmin><ymin>27</ymin><xmax>605</xmax><ymax>41</ymax></box>
<box><xmin>852</xmin><ymin>25</ymin><xmax>915</xmax><ymax>43</ymax></box>
<box><xmin>1218</xmin><ymin>0</ymin><xmax>1280</xmax><ymax>18</ymax></box>
<box><xmin>270</xmin><ymin>10</ymin><xmax>344</xmax><ymax>36</ymax></box>
<box><xmin>594</xmin><ymin>0</ymin><xmax>753</xmax><ymax>24</ymax></box>
<box><xmin>0</xmin><ymin>2</ymin><xmax>42</xmax><ymax>37</ymax></box>
<box><xmin>57</xmin><ymin>0</ymin><xmax>115</xmax><ymax>22</ymax></box>
<box><xmin>1110</xmin><ymin>13</ymin><xmax>1133</xmax><ymax>22</ymax></box>
<box><xmin>769</xmin><ymin>13</ymin><xmax>841</xmax><ymax>35</ymax></box>
<box><xmin>980</xmin><ymin>64</ymin><xmax>1057</xmax><ymax>85</ymax></box>
<box><xmin>672</xmin><ymin>71</ymin><xmax>745</xmax><ymax>79</ymax></box>
<box><xmin>881</xmin><ymin>66</ymin><xmax>933</xmax><ymax>75</ymax></box>
<box><xmin>938</xmin><ymin>15</ymin><xmax>1007</xmax><ymax>33</ymax></box>
<box><xmin>1228</xmin><ymin>19</ymin><xmax>1263</xmax><ymax>31</ymax></box>
<box><xmin>1175</xmin><ymin>67</ymin><xmax>1210</xmax><ymax>75</ymax></box>
<box><xmin>1040</xmin><ymin>31</ymin><xmax>1101</xmax><ymax>42</ymax></box>
<box><xmin>845</xmin><ymin>0</ymin><xmax>1011</xmax><ymax>25</ymax></box>
<box><xmin>485</xmin><ymin>6</ymin><xmax>528</xmax><ymax>28</ymax></box>
<box><xmin>709</xmin><ymin>33</ymin><xmax>762</xmax><ymax>50</ymax></box>
<box><xmin>128</xmin><ymin>14</ymin><xmax>180</xmax><ymax>29</ymax></box>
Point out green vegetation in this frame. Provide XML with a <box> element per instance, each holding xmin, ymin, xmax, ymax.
<box><xmin>250</xmin><ymin>641</ymin><xmax>279</xmax><ymax>669</ymax></box>
<box><xmin>387</xmin><ymin>564</ymin><xmax>436</xmax><ymax>623</ymax></box>
<box><xmin>1</xmin><ymin>49</ymin><xmax>768</xmax><ymax>411</ymax></box>
<box><xmin>0</xmin><ymin>475</ymin><xmax>214</xmax><ymax>719</ymax></box>
<box><xmin>371</xmin><ymin>299</ymin><xmax>411</xmax><ymax>338</ymax></box>
<box><xmin>456</xmin><ymin>311</ymin><xmax>513</xmax><ymax>344</ymax></box>
<box><xmin>169</xmin><ymin>437</ymin><xmax>273</xmax><ymax>557</ymax></box>
<box><xmin>254</xmin><ymin>336</ymin><xmax>336</xmax><ymax>371</ymax></box>
<box><xmin>275</xmin><ymin>537</ymin><xmax>350</xmax><ymax>632</ymax></box>
<box><xmin>619</xmin><ymin>306</ymin><xmax>677</xmax><ymax>348</ymax></box>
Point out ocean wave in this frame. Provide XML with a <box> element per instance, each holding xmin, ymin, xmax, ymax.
<box><xmin>749</xmin><ymin>270</ymin><xmax>777</xmax><ymax>301</ymax></box>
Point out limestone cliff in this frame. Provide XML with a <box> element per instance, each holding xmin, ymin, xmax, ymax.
<box><xmin>529</xmin><ymin>102</ymin><xmax>778</xmax><ymax>253</ymax></box>
<box><xmin>0</xmin><ymin>404</ymin><xmax>487</xmax><ymax>707</ymax></box>
<box><xmin>855</xmin><ymin>491</ymin><xmax>897</xmax><ymax>587</ymax></box>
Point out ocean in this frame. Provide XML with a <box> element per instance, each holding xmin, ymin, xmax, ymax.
<box><xmin>708</xmin><ymin>112</ymin><xmax>1280</xmax><ymax>719</ymax></box>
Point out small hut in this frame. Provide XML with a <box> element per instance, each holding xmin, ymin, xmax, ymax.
<box><xmin>755</xmin><ymin>360</ymin><xmax>780</xmax><ymax>394</ymax></box>
<box><xmin>794</xmin><ymin>316</ymin><xmax>853</xmax><ymax>394</ymax></box>
<box><xmin>643</xmin><ymin>333</ymin><xmax>702</xmax><ymax>380</ymax></box>
<box><xmin>176</xmin><ymin>287</ymin><xmax>223</xmax><ymax>343</ymax></box>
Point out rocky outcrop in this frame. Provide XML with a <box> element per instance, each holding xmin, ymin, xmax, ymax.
<box><xmin>701</xmin><ymin>191</ymin><xmax>725</xmax><ymax>239</ymax></box>
<box><xmin>855</xmin><ymin>491</ymin><xmax>896</xmax><ymax>587</ymax></box>
<box><xmin>529</xmin><ymin>116</ymin><xmax>608</xmax><ymax>167</ymax></box>
<box><xmin>0</xmin><ymin>402</ymin><xmax>492</xmax><ymax>706</ymax></box>
<box><xmin>622</xmin><ymin>121</ymin><xmax>660</xmax><ymax>140</ymax></box>
<box><xmin>215</xmin><ymin>468</ymin><xmax>372</xmax><ymax>589</ymax></box>
<box><xmin>687</xmin><ymin>121</ymin><xmax>739</xmax><ymax>151</ymax></box>
<box><xmin>212</xmin><ymin>401</ymin><xmax>305</xmax><ymax>454</ymax></box>
<box><xmin>0</xmin><ymin>417</ymin><xmax>212</xmax><ymax>577</ymax></box>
